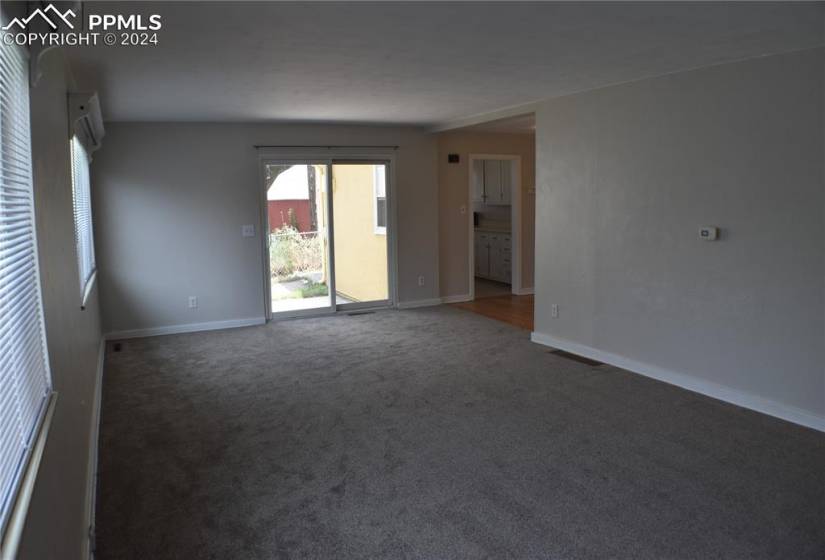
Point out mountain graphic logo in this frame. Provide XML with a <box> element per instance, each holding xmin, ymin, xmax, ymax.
<box><xmin>2</xmin><ymin>4</ymin><xmax>76</xmax><ymax>31</ymax></box>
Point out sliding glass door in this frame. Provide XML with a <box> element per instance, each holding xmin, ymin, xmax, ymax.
<box><xmin>331</xmin><ymin>162</ymin><xmax>390</xmax><ymax>310</ymax></box>
<box><xmin>263</xmin><ymin>161</ymin><xmax>334</xmax><ymax>317</ymax></box>
<box><xmin>261</xmin><ymin>158</ymin><xmax>392</xmax><ymax>319</ymax></box>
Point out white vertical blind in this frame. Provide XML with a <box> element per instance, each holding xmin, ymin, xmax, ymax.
<box><xmin>70</xmin><ymin>135</ymin><xmax>95</xmax><ymax>305</ymax></box>
<box><xmin>0</xmin><ymin>42</ymin><xmax>52</xmax><ymax>532</ymax></box>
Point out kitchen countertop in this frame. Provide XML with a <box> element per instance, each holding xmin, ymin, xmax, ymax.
<box><xmin>474</xmin><ymin>227</ymin><xmax>511</xmax><ymax>234</ymax></box>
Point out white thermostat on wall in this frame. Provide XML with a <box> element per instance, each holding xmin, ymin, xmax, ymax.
<box><xmin>699</xmin><ymin>226</ymin><xmax>718</xmax><ymax>241</ymax></box>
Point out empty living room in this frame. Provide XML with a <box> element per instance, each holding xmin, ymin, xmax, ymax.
<box><xmin>1</xmin><ymin>1</ymin><xmax>824</xmax><ymax>559</ymax></box>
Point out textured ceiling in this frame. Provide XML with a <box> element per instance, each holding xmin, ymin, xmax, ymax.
<box><xmin>64</xmin><ymin>1</ymin><xmax>825</xmax><ymax>126</ymax></box>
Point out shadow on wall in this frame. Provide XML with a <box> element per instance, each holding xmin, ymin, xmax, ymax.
<box><xmin>97</xmin><ymin>274</ymin><xmax>159</xmax><ymax>334</ymax></box>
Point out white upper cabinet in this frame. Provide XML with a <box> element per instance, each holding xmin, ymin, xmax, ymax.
<box><xmin>482</xmin><ymin>160</ymin><xmax>502</xmax><ymax>205</ymax></box>
<box><xmin>473</xmin><ymin>159</ymin><xmax>511</xmax><ymax>206</ymax></box>
<box><xmin>499</xmin><ymin>160</ymin><xmax>512</xmax><ymax>206</ymax></box>
<box><xmin>472</xmin><ymin>160</ymin><xmax>485</xmax><ymax>203</ymax></box>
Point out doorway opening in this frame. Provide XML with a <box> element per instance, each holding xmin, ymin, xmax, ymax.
<box><xmin>468</xmin><ymin>154</ymin><xmax>522</xmax><ymax>301</ymax></box>
<box><xmin>261</xmin><ymin>156</ymin><xmax>395</xmax><ymax>319</ymax></box>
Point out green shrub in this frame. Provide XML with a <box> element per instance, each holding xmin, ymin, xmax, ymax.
<box><xmin>270</xmin><ymin>225</ymin><xmax>323</xmax><ymax>279</ymax></box>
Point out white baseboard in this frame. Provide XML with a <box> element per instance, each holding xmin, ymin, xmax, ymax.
<box><xmin>105</xmin><ymin>317</ymin><xmax>266</xmax><ymax>340</ymax></box>
<box><xmin>82</xmin><ymin>339</ymin><xmax>106</xmax><ymax>560</ymax></box>
<box><xmin>514</xmin><ymin>286</ymin><xmax>535</xmax><ymax>295</ymax></box>
<box><xmin>530</xmin><ymin>331</ymin><xmax>825</xmax><ymax>433</ymax></box>
<box><xmin>441</xmin><ymin>293</ymin><xmax>472</xmax><ymax>304</ymax></box>
<box><xmin>396</xmin><ymin>298</ymin><xmax>443</xmax><ymax>309</ymax></box>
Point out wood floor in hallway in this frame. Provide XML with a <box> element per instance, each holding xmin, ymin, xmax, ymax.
<box><xmin>451</xmin><ymin>294</ymin><xmax>534</xmax><ymax>330</ymax></box>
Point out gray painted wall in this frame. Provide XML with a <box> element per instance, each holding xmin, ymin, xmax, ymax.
<box><xmin>533</xmin><ymin>48</ymin><xmax>825</xmax><ymax>423</ymax></box>
<box><xmin>17</xmin><ymin>50</ymin><xmax>104</xmax><ymax>559</ymax></box>
<box><xmin>92</xmin><ymin>123</ymin><xmax>438</xmax><ymax>333</ymax></box>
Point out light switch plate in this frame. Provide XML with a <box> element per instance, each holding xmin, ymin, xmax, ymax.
<box><xmin>242</xmin><ymin>224</ymin><xmax>255</xmax><ymax>237</ymax></box>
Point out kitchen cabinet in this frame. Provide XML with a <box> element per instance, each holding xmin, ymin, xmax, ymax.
<box><xmin>483</xmin><ymin>160</ymin><xmax>502</xmax><ymax>204</ymax></box>
<box><xmin>474</xmin><ymin>232</ymin><xmax>489</xmax><ymax>276</ymax></box>
<box><xmin>472</xmin><ymin>160</ymin><xmax>485</xmax><ymax>203</ymax></box>
<box><xmin>474</xmin><ymin>230</ymin><xmax>511</xmax><ymax>283</ymax></box>
<box><xmin>473</xmin><ymin>159</ymin><xmax>512</xmax><ymax>206</ymax></box>
<box><xmin>499</xmin><ymin>160</ymin><xmax>512</xmax><ymax>205</ymax></box>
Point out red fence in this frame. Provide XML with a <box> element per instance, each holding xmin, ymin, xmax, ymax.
<box><xmin>267</xmin><ymin>200</ymin><xmax>312</xmax><ymax>232</ymax></box>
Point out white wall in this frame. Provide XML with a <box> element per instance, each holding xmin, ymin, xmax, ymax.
<box><xmin>17</xmin><ymin>49</ymin><xmax>104</xmax><ymax>559</ymax></box>
<box><xmin>533</xmin><ymin>48</ymin><xmax>825</xmax><ymax>429</ymax></box>
<box><xmin>92</xmin><ymin>123</ymin><xmax>438</xmax><ymax>334</ymax></box>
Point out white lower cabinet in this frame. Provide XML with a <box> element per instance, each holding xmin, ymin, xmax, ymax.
<box><xmin>474</xmin><ymin>233</ymin><xmax>489</xmax><ymax>276</ymax></box>
<box><xmin>474</xmin><ymin>231</ymin><xmax>511</xmax><ymax>284</ymax></box>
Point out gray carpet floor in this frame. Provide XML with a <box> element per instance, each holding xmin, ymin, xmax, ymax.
<box><xmin>96</xmin><ymin>306</ymin><xmax>825</xmax><ymax>559</ymax></box>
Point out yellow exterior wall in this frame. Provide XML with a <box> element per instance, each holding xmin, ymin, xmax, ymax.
<box><xmin>332</xmin><ymin>164</ymin><xmax>388</xmax><ymax>301</ymax></box>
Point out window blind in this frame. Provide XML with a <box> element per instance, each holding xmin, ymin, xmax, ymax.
<box><xmin>70</xmin><ymin>135</ymin><xmax>95</xmax><ymax>305</ymax></box>
<box><xmin>0</xmin><ymin>42</ymin><xmax>53</xmax><ymax>533</ymax></box>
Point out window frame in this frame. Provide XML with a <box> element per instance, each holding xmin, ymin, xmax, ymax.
<box><xmin>373</xmin><ymin>164</ymin><xmax>387</xmax><ymax>235</ymax></box>
<box><xmin>69</xmin><ymin>134</ymin><xmax>97</xmax><ymax>308</ymax></box>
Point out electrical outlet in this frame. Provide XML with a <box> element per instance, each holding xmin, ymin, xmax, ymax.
<box><xmin>241</xmin><ymin>224</ymin><xmax>255</xmax><ymax>237</ymax></box>
<box><xmin>551</xmin><ymin>304</ymin><xmax>559</xmax><ymax>318</ymax></box>
<box><xmin>417</xmin><ymin>275</ymin><xmax>425</xmax><ymax>287</ymax></box>
<box><xmin>188</xmin><ymin>296</ymin><xmax>198</xmax><ymax>309</ymax></box>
